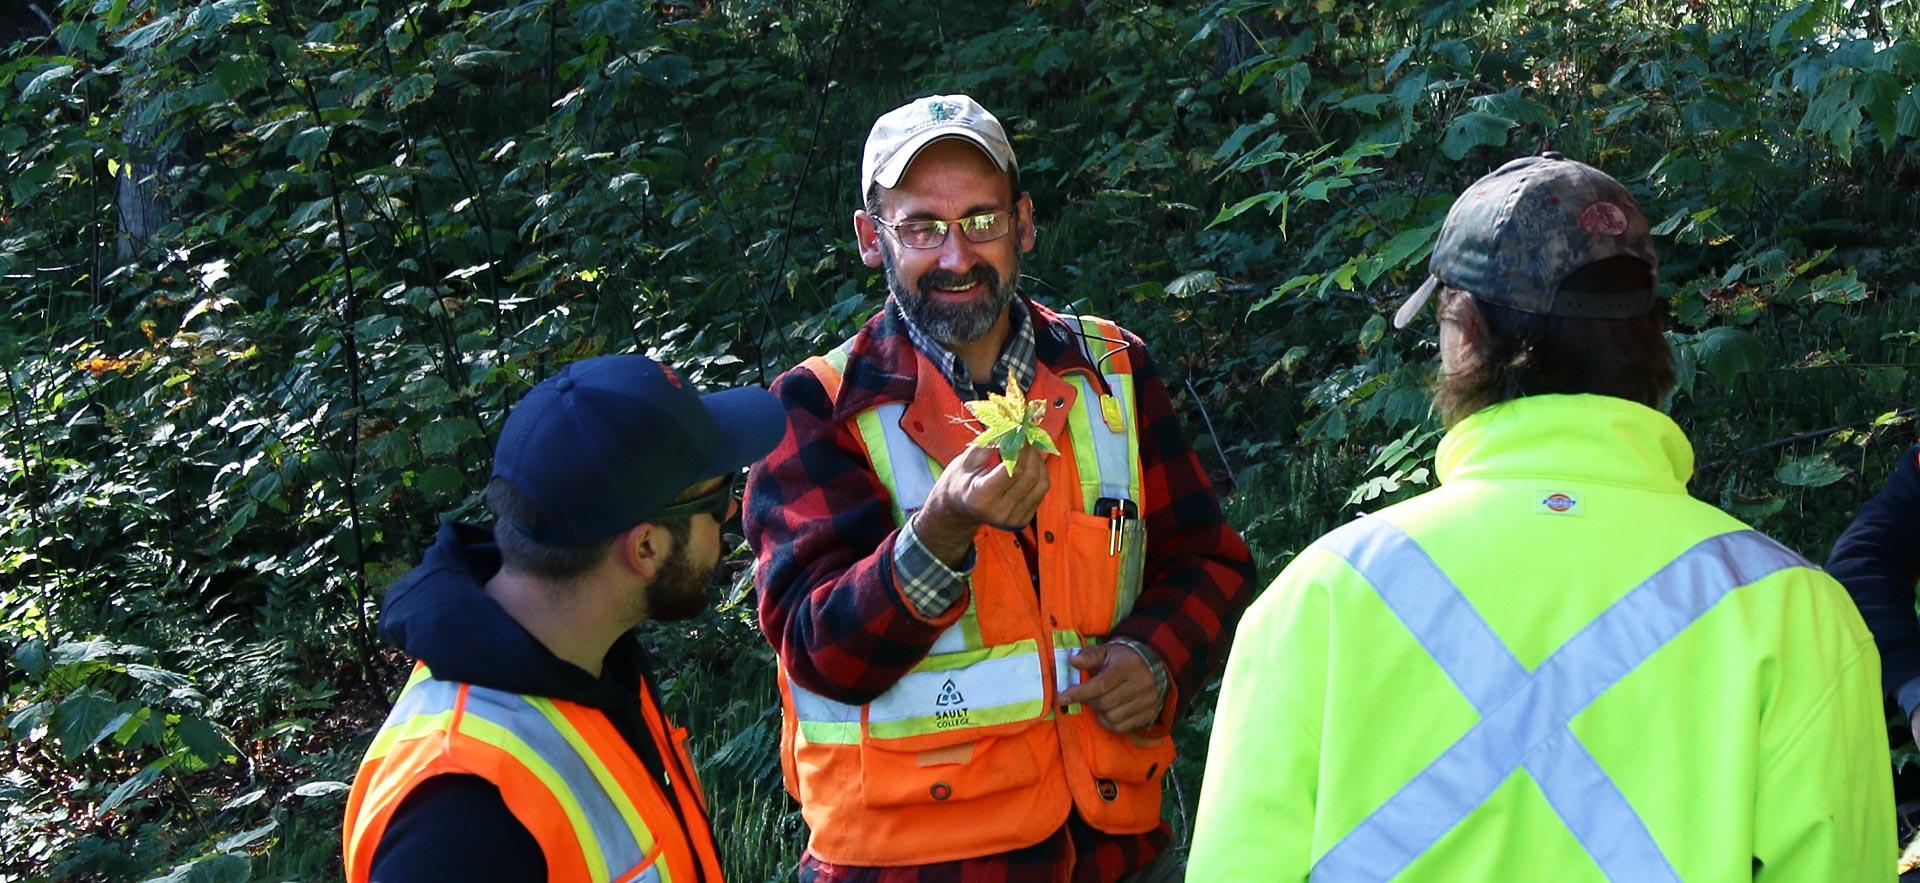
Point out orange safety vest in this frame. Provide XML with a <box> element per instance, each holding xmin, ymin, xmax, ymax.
<box><xmin>778</xmin><ymin>314</ymin><xmax>1173</xmax><ymax>866</ymax></box>
<box><xmin>342</xmin><ymin>663</ymin><xmax>724</xmax><ymax>883</ymax></box>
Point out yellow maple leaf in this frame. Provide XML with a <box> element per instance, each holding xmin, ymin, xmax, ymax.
<box><xmin>959</xmin><ymin>369</ymin><xmax>1059</xmax><ymax>475</ymax></box>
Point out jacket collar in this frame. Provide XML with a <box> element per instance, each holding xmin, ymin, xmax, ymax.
<box><xmin>1435</xmin><ymin>394</ymin><xmax>1694</xmax><ymax>492</ymax></box>
<box><xmin>828</xmin><ymin>295</ymin><xmax>1102</xmax><ymax>426</ymax></box>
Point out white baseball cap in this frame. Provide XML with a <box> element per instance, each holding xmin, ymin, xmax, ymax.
<box><xmin>860</xmin><ymin>94</ymin><xmax>1017</xmax><ymax>201</ymax></box>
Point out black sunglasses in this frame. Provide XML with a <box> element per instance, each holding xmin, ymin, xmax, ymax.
<box><xmin>650</xmin><ymin>472</ymin><xmax>741</xmax><ymax>522</ymax></box>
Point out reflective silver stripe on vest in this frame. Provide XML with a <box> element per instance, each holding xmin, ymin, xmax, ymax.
<box><xmin>430</xmin><ymin>682</ymin><xmax>650</xmax><ymax>882</ymax></box>
<box><xmin>867</xmin><ymin>650</ymin><xmax>1047</xmax><ymax>724</ymax></box>
<box><xmin>1308</xmin><ymin>519</ymin><xmax>1808</xmax><ymax>883</ymax></box>
<box><xmin>873</xmin><ymin>402</ymin><xmax>937</xmax><ymax>514</ymax></box>
<box><xmin>788</xmin><ymin>679</ymin><xmax>863</xmax><ymax>725</ymax></box>
<box><xmin>1071</xmin><ymin>374</ymin><xmax>1135</xmax><ymax>502</ymax></box>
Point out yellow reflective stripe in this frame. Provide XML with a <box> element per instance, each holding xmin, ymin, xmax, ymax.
<box><xmin>365</xmin><ymin>708</ymin><xmax>457</xmax><ymax>760</ymax></box>
<box><xmin>789</xmin><ymin>677</ymin><xmax>863</xmax><ymax>746</ymax></box>
<box><xmin>364</xmin><ymin>674</ymin><xmax>463</xmax><ymax>760</ymax></box>
<box><xmin>798</xmin><ymin>720</ymin><xmax>862</xmax><ymax>745</ymax></box>
<box><xmin>853</xmin><ymin>409</ymin><xmax>901</xmax><ymax>523</ymax></box>
<box><xmin>1064</xmin><ymin>378</ymin><xmax>1104</xmax><ymax>513</ymax></box>
<box><xmin>523</xmin><ymin>697</ymin><xmax>659</xmax><ymax>871</ymax></box>
<box><xmin>457</xmin><ymin>713</ymin><xmax>613</xmax><ymax>883</ymax></box>
<box><xmin>823</xmin><ymin>342</ymin><xmax>851</xmax><ymax>376</ymax></box>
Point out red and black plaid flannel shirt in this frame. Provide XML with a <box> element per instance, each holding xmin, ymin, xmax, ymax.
<box><xmin>743</xmin><ymin>297</ymin><xmax>1256</xmax><ymax>883</ymax></box>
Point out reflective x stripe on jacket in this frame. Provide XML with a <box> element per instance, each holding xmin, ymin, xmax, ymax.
<box><xmin>1308</xmin><ymin>518</ymin><xmax>1806</xmax><ymax>883</ymax></box>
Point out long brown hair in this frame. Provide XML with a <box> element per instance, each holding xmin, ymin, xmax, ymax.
<box><xmin>1434</xmin><ymin>257</ymin><xmax>1676</xmax><ymax>426</ymax></box>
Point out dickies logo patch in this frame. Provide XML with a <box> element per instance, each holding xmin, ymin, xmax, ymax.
<box><xmin>1537</xmin><ymin>491</ymin><xmax>1583</xmax><ymax>516</ymax></box>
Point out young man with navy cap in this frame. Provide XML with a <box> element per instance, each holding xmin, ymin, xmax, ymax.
<box><xmin>342</xmin><ymin>354</ymin><xmax>785</xmax><ymax>883</ymax></box>
<box><xmin>1190</xmin><ymin>154</ymin><xmax>1893</xmax><ymax>881</ymax></box>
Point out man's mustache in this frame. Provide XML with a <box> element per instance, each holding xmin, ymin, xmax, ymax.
<box><xmin>918</xmin><ymin>265</ymin><xmax>1000</xmax><ymax>297</ymax></box>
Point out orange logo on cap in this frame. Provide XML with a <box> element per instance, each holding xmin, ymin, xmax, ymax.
<box><xmin>659</xmin><ymin>364</ymin><xmax>684</xmax><ymax>389</ymax></box>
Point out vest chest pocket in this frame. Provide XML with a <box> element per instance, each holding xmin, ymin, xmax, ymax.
<box><xmin>1063</xmin><ymin>510</ymin><xmax>1147</xmax><ymax>635</ymax></box>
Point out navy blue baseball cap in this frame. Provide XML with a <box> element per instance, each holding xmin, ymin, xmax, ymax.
<box><xmin>490</xmin><ymin>354</ymin><xmax>786</xmax><ymax>544</ymax></box>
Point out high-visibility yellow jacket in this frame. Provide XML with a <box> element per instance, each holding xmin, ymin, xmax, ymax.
<box><xmin>1189</xmin><ymin>394</ymin><xmax>1893</xmax><ymax>882</ymax></box>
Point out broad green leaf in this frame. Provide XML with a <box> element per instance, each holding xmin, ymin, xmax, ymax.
<box><xmin>292</xmin><ymin>780</ymin><xmax>351</xmax><ymax>798</ymax></box>
<box><xmin>1775</xmin><ymin>453</ymin><xmax>1849</xmax><ymax>488</ymax></box>
<box><xmin>21</xmin><ymin>65</ymin><xmax>77</xmax><ymax>102</ymax></box>
<box><xmin>389</xmin><ymin>73</ymin><xmax>435</xmax><ymax>111</ymax></box>
<box><xmin>15</xmin><ymin>638</ymin><xmax>48</xmax><ymax>679</ymax></box>
<box><xmin>101</xmin><ymin>760</ymin><xmax>169</xmax><ymax>815</ymax></box>
<box><xmin>1440</xmin><ymin>112</ymin><xmax>1514</xmax><ymax>160</ymax></box>
<box><xmin>418</xmin><ymin>418</ymin><xmax>479</xmax><ymax>457</ymax></box>
<box><xmin>174</xmin><ymin>716</ymin><xmax>235</xmax><ymax>765</ymax></box>
<box><xmin>51</xmin><ymin>687</ymin><xmax>118</xmax><ymax>759</ymax></box>
<box><xmin>416</xmin><ymin>465</ymin><xmax>465</xmax><ymax>496</ymax></box>
<box><xmin>214</xmin><ymin>819</ymin><xmax>279</xmax><ymax>853</ymax></box>
<box><xmin>138</xmin><ymin>852</ymin><xmax>250</xmax><ymax>883</ymax></box>
<box><xmin>1689</xmin><ymin>326</ymin><xmax>1768</xmax><ymax>382</ymax></box>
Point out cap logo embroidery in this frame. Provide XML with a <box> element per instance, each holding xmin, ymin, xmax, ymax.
<box><xmin>659</xmin><ymin>364</ymin><xmax>684</xmax><ymax>389</ymax></box>
<box><xmin>1579</xmin><ymin>202</ymin><xmax>1629</xmax><ymax>237</ymax></box>
<box><xmin>925</xmin><ymin>100</ymin><xmax>956</xmax><ymax>123</ymax></box>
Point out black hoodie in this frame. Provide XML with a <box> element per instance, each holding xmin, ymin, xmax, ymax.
<box><xmin>1830</xmin><ymin>442</ymin><xmax>1920</xmax><ymax>717</ymax></box>
<box><xmin>366</xmin><ymin>522</ymin><xmax>708</xmax><ymax>882</ymax></box>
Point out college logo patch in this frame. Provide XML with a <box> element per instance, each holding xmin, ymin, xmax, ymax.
<box><xmin>1537</xmin><ymin>491</ymin><xmax>1583</xmax><ymax>516</ymax></box>
<box><xmin>1578</xmin><ymin>202</ymin><xmax>1629</xmax><ymax>237</ymax></box>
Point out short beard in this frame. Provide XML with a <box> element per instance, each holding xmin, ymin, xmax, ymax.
<box><xmin>640</xmin><ymin>522</ymin><xmax>713</xmax><ymax>622</ymax></box>
<box><xmin>883</xmin><ymin>240</ymin><xmax>1020</xmax><ymax>346</ymax></box>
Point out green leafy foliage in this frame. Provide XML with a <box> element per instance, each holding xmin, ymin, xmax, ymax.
<box><xmin>3</xmin><ymin>0</ymin><xmax>1918</xmax><ymax>878</ymax></box>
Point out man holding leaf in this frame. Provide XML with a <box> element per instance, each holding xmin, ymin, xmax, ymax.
<box><xmin>744</xmin><ymin>94</ymin><xmax>1254</xmax><ymax>882</ymax></box>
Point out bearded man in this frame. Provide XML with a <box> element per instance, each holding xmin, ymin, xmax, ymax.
<box><xmin>743</xmin><ymin>94</ymin><xmax>1255</xmax><ymax>882</ymax></box>
<box><xmin>342</xmin><ymin>354</ymin><xmax>786</xmax><ymax>882</ymax></box>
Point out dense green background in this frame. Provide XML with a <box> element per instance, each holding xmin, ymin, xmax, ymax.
<box><xmin>4</xmin><ymin>0</ymin><xmax>1918</xmax><ymax>879</ymax></box>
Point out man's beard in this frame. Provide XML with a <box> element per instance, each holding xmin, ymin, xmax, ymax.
<box><xmin>642</xmin><ymin>533</ymin><xmax>714</xmax><ymax>622</ymax></box>
<box><xmin>884</xmin><ymin>243</ymin><xmax>1020</xmax><ymax>346</ymax></box>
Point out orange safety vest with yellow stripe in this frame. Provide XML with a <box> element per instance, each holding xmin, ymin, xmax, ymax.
<box><xmin>778</xmin><ymin>313</ymin><xmax>1173</xmax><ymax>866</ymax></box>
<box><xmin>342</xmin><ymin>663</ymin><xmax>724</xmax><ymax>883</ymax></box>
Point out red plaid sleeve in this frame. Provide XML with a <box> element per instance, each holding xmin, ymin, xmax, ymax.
<box><xmin>743</xmin><ymin>365</ymin><xmax>964</xmax><ymax>704</ymax></box>
<box><xmin>1105</xmin><ymin>331</ymin><xmax>1257</xmax><ymax>722</ymax></box>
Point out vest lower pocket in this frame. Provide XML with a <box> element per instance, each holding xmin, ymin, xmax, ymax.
<box><xmin>858</xmin><ymin>726</ymin><xmax>1043</xmax><ymax>808</ymax></box>
<box><xmin>1064</xmin><ymin>714</ymin><xmax>1174</xmax><ymax>831</ymax></box>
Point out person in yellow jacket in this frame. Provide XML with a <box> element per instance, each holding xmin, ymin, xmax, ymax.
<box><xmin>1189</xmin><ymin>154</ymin><xmax>1894</xmax><ymax>882</ymax></box>
<box><xmin>341</xmin><ymin>354</ymin><xmax>785</xmax><ymax>883</ymax></box>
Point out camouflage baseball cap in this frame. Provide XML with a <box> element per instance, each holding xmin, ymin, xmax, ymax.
<box><xmin>1393</xmin><ymin>153</ymin><xmax>1658</xmax><ymax>329</ymax></box>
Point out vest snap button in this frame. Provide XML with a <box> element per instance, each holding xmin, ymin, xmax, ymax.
<box><xmin>1043</xmin><ymin>530</ymin><xmax>1055</xmax><ymax>543</ymax></box>
<box><xmin>912</xmin><ymin>420</ymin><xmax>926</xmax><ymax>432</ymax></box>
<box><xmin>1053</xmin><ymin>397</ymin><xmax>1065</xmax><ymax>408</ymax></box>
<box><xmin>930</xmin><ymin>781</ymin><xmax>952</xmax><ymax>801</ymax></box>
<box><xmin>1096</xmin><ymin>778</ymin><xmax>1118</xmax><ymax>802</ymax></box>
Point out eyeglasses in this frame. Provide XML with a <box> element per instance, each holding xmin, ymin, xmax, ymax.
<box><xmin>874</xmin><ymin>210</ymin><xmax>1014</xmax><ymax>250</ymax></box>
<box><xmin>651</xmin><ymin>472</ymin><xmax>741</xmax><ymax>523</ymax></box>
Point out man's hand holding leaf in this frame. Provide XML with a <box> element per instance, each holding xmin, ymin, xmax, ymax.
<box><xmin>960</xmin><ymin>370</ymin><xmax>1060</xmax><ymax>475</ymax></box>
<box><xmin>912</xmin><ymin>371</ymin><xmax>1059</xmax><ymax>566</ymax></box>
